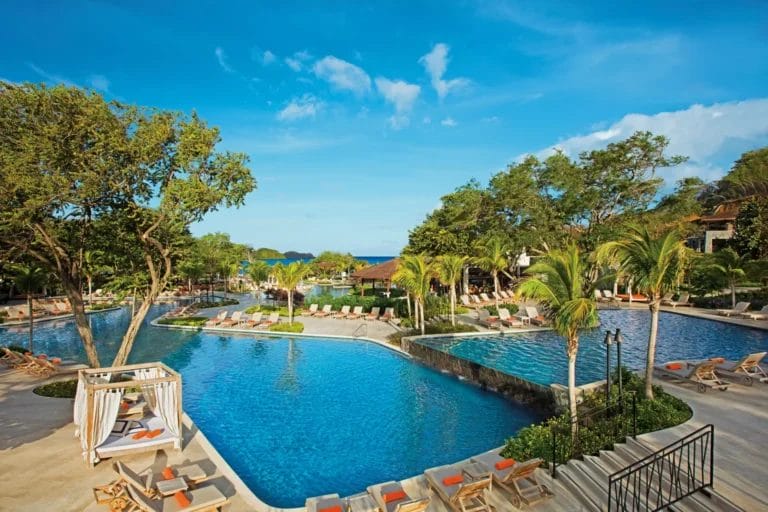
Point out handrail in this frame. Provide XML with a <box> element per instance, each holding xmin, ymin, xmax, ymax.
<box><xmin>551</xmin><ymin>392</ymin><xmax>637</xmax><ymax>478</ymax></box>
<box><xmin>352</xmin><ymin>323</ymin><xmax>367</xmax><ymax>338</ymax></box>
<box><xmin>608</xmin><ymin>424</ymin><xmax>715</xmax><ymax>512</ymax></box>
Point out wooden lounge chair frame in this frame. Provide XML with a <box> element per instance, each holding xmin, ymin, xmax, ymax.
<box><xmin>347</xmin><ymin>306</ymin><xmax>364</xmax><ymax>320</ymax></box>
<box><xmin>314</xmin><ymin>305</ymin><xmax>333</xmax><ymax>317</ymax></box>
<box><xmin>655</xmin><ymin>361</ymin><xmax>729</xmax><ymax>392</ymax></box>
<box><xmin>365</xmin><ymin>306</ymin><xmax>381</xmax><ymax>321</ymax></box>
<box><xmin>739</xmin><ymin>305</ymin><xmax>768</xmax><ymax>320</ymax></box>
<box><xmin>713</xmin><ymin>352</ymin><xmax>768</xmax><ymax>385</ymax></box>
<box><xmin>333</xmin><ymin>305</ymin><xmax>351</xmax><ymax>319</ymax></box>
<box><xmin>367</xmin><ymin>481</ymin><xmax>430</xmax><ymax>512</ymax></box>
<box><xmin>124</xmin><ymin>480</ymin><xmax>229</xmax><ymax>512</ymax></box>
<box><xmin>717</xmin><ymin>302</ymin><xmax>750</xmax><ymax>317</ymax></box>
<box><xmin>301</xmin><ymin>304</ymin><xmax>319</xmax><ymax>316</ymax></box>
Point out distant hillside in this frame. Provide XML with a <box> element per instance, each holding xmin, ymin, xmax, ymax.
<box><xmin>284</xmin><ymin>251</ymin><xmax>314</xmax><ymax>259</ymax></box>
<box><xmin>253</xmin><ymin>247</ymin><xmax>285</xmax><ymax>259</ymax></box>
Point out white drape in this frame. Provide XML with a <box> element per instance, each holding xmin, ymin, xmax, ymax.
<box><xmin>154</xmin><ymin>381</ymin><xmax>181</xmax><ymax>448</ymax></box>
<box><xmin>134</xmin><ymin>368</ymin><xmax>160</xmax><ymax>410</ymax></box>
<box><xmin>73</xmin><ymin>378</ymin><xmax>86</xmax><ymax>437</ymax></box>
<box><xmin>82</xmin><ymin>389</ymin><xmax>122</xmax><ymax>463</ymax></box>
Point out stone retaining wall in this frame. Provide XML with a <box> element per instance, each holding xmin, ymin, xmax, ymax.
<box><xmin>402</xmin><ymin>336</ymin><xmax>558</xmax><ymax>415</ymax></box>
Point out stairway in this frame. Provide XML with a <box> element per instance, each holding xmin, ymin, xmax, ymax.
<box><xmin>552</xmin><ymin>433</ymin><xmax>744</xmax><ymax>512</ymax></box>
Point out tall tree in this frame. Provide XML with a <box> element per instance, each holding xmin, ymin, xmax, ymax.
<box><xmin>11</xmin><ymin>265</ymin><xmax>48</xmax><ymax>353</ymax></box>
<box><xmin>517</xmin><ymin>246</ymin><xmax>598</xmax><ymax>427</ymax></box>
<box><xmin>473</xmin><ymin>237</ymin><xmax>511</xmax><ymax>309</ymax></box>
<box><xmin>393</xmin><ymin>255</ymin><xmax>435</xmax><ymax>335</ymax></box>
<box><xmin>717</xmin><ymin>147</ymin><xmax>768</xmax><ymax>198</ymax></box>
<box><xmin>710</xmin><ymin>248</ymin><xmax>748</xmax><ymax>308</ymax></box>
<box><xmin>0</xmin><ymin>82</ymin><xmax>255</xmax><ymax>367</ymax></box>
<box><xmin>271</xmin><ymin>262</ymin><xmax>310</xmax><ymax>324</ymax></box>
<box><xmin>82</xmin><ymin>250</ymin><xmax>111</xmax><ymax>305</ymax></box>
<box><xmin>436</xmin><ymin>254</ymin><xmax>467</xmax><ymax>326</ymax></box>
<box><xmin>597</xmin><ymin>226</ymin><xmax>689</xmax><ymax>399</ymax></box>
<box><xmin>247</xmin><ymin>260</ymin><xmax>271</xmax><ymax>289</ymax></box>
<box><xmin>730</xmin><ymin>197</ymin><xmax>768</xmax><ymax>259</ymax></box>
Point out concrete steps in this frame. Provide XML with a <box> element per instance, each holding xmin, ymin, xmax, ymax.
<box><xmin>552</xmin><ymin>435</ymin><xmax>743</xmax><ymax>512</ymax></box>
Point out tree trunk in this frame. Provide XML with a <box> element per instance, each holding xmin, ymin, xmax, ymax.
<box><xmin>88</xmin><ymin>276</ymin><xmax>93</xmax><ymax>306</ymax></box>
<box><xmin>420</xmin><ymin>299</ymin><xmax>426</xmax><ymax>335</ymax></box>
<box><xmin>450</xmin><ymin>283</ymin><xmax>456</xmax><ymax>327</ymax></box>
<box><xmin>112</xmin><ymin>289</ymin><xmax>155</xmax><ymax>366</ymax></box>
<box><xmin>61</xmin><ymin>279</ymin><xmax>100</xmax><ymax>367</ymax></box>
<box><xmin>463</xmin><ymin>266</ymin><xmax>469</xmax><ymax>295</ymax></box>
<box><xmin>613</xmin><ymin>278</ymin><xmax>619</xmax><ymax>297</ymax></box>
<box><xmin>567</xmin><ymin>343</ymin><xmax>578</xmax><ymax>439</ymax></box>
<box><xmin>493</xmin><ymin>270</ymin><xmax>500</xmax><ymax>309</ymax></box>
<box><xmin>223</xmin><ymin>274</ymin><xmax>228</xmax><ymax>299</ymax></box>
<box><xmin>731</xmin><ymin>281</ymin><xmax>736</xmax><ymax>308</ymax></box>
<box><xmin>287</xmin><ymin>289</ymin><xmax>293</xmax><ymax>324</ymax></box>
<box><xmin>645</xmin><ymin>302</ymin><xmax>661</xmax><ymax>400</ymax></box>
<box><xmin>131</xmin><ymin>287</ymin><xmax>137</xmax><ymax>317</ymax></box>
<box><xmin>188</xmin><ymin>278</ymin><xmax>192</xmax><ymax>295</ymax></box>
<box><xmin>27</xmin><ymin>294</ymin><xmax>34</xmax><ymax>353</ymax></box>
<box><xmin>406</xmin><ymin>292</ymin><xmax>413</xmax><ymax>325</ymax></box>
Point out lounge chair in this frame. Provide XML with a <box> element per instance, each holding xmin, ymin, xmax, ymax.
<box><xmin>124</xmin><ymin>480</ymin><xmax>229</xmax><ymax>512</ymax></box>
<box><xmin>666</xmin><ymin>293</ymin><xmax>692</xmax><ymax>308</ymax></box>
<box><xmin>739</xmin><ymin>305</ymin><xmax>768</xmax><ymax>320</ymax></box>
<box><xmin>367</xmin><ymin>481</ymin><xmax>431</xmax><ymax>512</ymax></box>
<box><xmin>301</xmin><ymin>304</ymin><xmax>319</xmax><ymax>316</ymax></box>
<box><xmin>365</xmin><ymin>306</ymin><xmax>381</xmax><ymax>321</ymax></box>
<box><xmin>717</xmin><ymin>302</ymin><xmax>750</xmax><ymax>317</ymax></box>
<box><xmin>655</xmin><ymin>360</ymin><xmax>729</xmax><ymax>392</ymax></box>
<box><xmin>244</xmin><ymin>312</ymin><xmax>263</xmax><ymax>328</ymax></box>
<box><xmin>460</xmin><ymin>295</ymin><xmax>476</xmax><ymax>308</ymax></box>
<box><xmin>470</xmin><ymin>451</ymin><xmax>551</xmax><ymax>508</ymax></box>
<box><xmin>333</xmin><ymin>305</ymin><xmax>351</xmax><ymax>319</ymax></box>
<box><xmin>710</xmin><ymin>352</ymin><xmax>768</xmax><ymax>385</ymax></box>
<box><xmin>602</xmin><ymin>290</ymin><xmax>622</xmax><ymax>303</ymax></box>
<box><xmin>1</xmin><ymin>348</ymin><xmax>26</xmax><ymax>368</ymax></box>
<box><xmin>498</xmin><ymin>308</ymin><xmax>523</xmax><ymax>328</ymax></box>
<box><xmin>380</xmin><ymin>307</ymin><xmax>395</xmax><ymax>321</ymax></box>
<box><xmin>478</xmin><ymin>309</ymin><xmax>500</xmax><ymax>329</ymax></box>
<box><xmin>470</xmin><ymin>295</ymin><xmax>484</xmax><ymax>306</ymax></box>
<box><xmin>499</xmin><ymin>290</ymin><xmax>515</xmax><ymax>302</ymax></box>
<box><xmin>424</xmin><ymin>463</ymin><xmax>493</xmax><ymax>512</ymax></box>
<box><xmin>314</xmin><ymin>305</ymin><xmax>333</xmax><ymax>317</ymax></box>
<box><xmin>347</xmin><ymin>306</ymin><xmax>364</xmax><ymax>320</ymax></box>
<box><xmin>27</xmin><ymin>356</ymin><xmax>58</xmax><ymax>377</ymax></box>
<box><xmin>55</xmin><ymin>300</ymin><xmax>73</xmax><ymax>314</ymax></box>
<box><xmin>259</xmin><ymin>312</ymin><xmax>280</xmax><ymax>327</ymax></box>
<box><xmin>479</xmin><ymin>293</ymin><xmax>493</xmax><ymax>304</ymax></box>
<box><xmin>525</xmin><ymin>306</ymin><xmax>548</xmax><ymax>326</ymax></box>
<box><xmin>219</xmin><ymin>310</ymin><xmax>243</xmax><ymax>327</ymax></box>
<box><xmin>94</xmin><ymin>461</ymin><xmax>213</xmax><ymax>502</ymax></box>
<box><xmin>594</xmin><ymin>290</ymin><xmax>609</xmax><ymax>302</ymax></box>
<box><xmin>205</xmin><ymin>310</ymin><xmax>228</xmax><ymax>326</ymax></box>
<box><xmin>306</xmin><ymin>493</ymin><xmax>344</xmax><ymax>512</ymax></box>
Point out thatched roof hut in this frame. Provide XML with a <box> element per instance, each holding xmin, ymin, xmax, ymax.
<box><xmin>350</xmin><ymin>258</ymin><xmax>400</xmax><ymax>296</ymax></box>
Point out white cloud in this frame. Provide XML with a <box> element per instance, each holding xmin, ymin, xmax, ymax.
<box><xmin>276</xmin><ymin>94</ymin><xmax>323</xmax><ymax>122</ymax></box>
<box><xmin>214</xmin><ymin>47</ymin><xmax>234</xmax><ymax>73</ymax></box>
<box><xmin>530</xmin><ymin>98</ymin><xmax>768</xmax><ymax>184</ymax></box>
<box><xmin>88</xmin><ymin>74</ymin><xmax>110</xmax><ymax>92</ymax></box>
<box><xmin>285</xmin><ymin>58</ymin><xmax>302</xmax><ymax>72</ymax></box>
<box><xmin>313</xmin><ymin>56</ymin><xmax>371</xmax><ymax>95</ymax></box>
<box><xmin>27</xmin><ymin>63</ymin><xmax>75</xmax><ymax>86</ymax></box>
<box><xmin>441</xmin><ymin>117</ymin><xmax>458</xmax><ymax>127</ymax></box>
<box><xmin>284</xmin><ymin>50</ymin><xmax>312</xmax><ymax>72</ymax></box>
<box><xmin>375</xmin><ymin>77</ymin><xmax>421</xmax><ymax>130</ymax></box>
<box><xmin>387</xmin><ymin>115</ymin><xmax>411</xmax><ymax>130</ymax></box>
<box><xmin>419</xmin><ymin>43</ymin><xmax>470</xmax><ymax>99</ymax></box>
<box><xmin>261</xmin><ymin>50</ymin><xmax>276</xmax><ymax>65</ymax></box>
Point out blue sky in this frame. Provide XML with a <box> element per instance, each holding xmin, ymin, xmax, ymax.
<box><xmin>2</xmin><ymin>1</ymin><xmax>767</xmax><ymax>255</ymax></box>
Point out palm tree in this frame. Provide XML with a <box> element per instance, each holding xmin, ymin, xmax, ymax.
<box><xmin>247</xmin><ymin>261</ymin><xmax>271</xmax><ymax>289</ymax></box>
<box><xmin>710</xmin><ymin>248</ymin><xmax>747</xmax><ymax>308</ymax></box>
<box><xmin>597</xmin><ymin>225</ymin><xmax>689</xmax><ymax>400</ymax></box>
<box><xmin>436</xmin><ymin>255</ymin><xmax>467</xmax><ymax>326</ymax></box>
<box><xmin>272</xmin><ymin>261</ymin><xmax>310</xmax><ymax>324</ymax></box>
<box><xmin>517</xmin><ymin>246</ymin><xmax>598</xmax><ymax>426</ymax></box>
<box><xmin>82</xmin><ymin>250</ymin><xmax>110</xmax><ymax>305</ymax></box>
<box><xmin>393</xmin><ymin>255</ymin><xmax>435</xmax><ymax>335</ymax></box>
<box><xmin>473</xmin><ymin>238</ymin><xmax>511</xmax><ymax>309</ymax></box>
<box><xmin>11</xmin><ymin>265</ymin><xmax>49</xmax><ymax>353</ymax></box>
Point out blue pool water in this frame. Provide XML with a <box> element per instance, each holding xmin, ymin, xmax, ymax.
<box><xmin>0</xmin><ymin>306</ymin><xmax>538</xmax><ymax>507</ymax></box>
<box><xmin>417</xmin><ymin>309</ymin><xmax>768</xmax><ymax>386</ymax></box>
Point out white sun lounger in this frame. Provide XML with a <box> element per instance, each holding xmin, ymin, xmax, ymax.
<box><xmin>367</xmin><ymin>481</ymin><xmax>431</xmax><ymax>512</ymax></box>
<box><xmin>424</xmin><ymin>462</ymin><xmax>493</xmax><ymax>512</ymax></box>
<box><xmin>655</xmin><ymin>360</ymin><xmax>729</xmax><ymax>392</ymax></box>
<box><xmin>739</xmin><ymin>305</ymin><xmax>768</xmax><ymax>320</ymax></box>
<box><xmin>711</xmin><ymin>352</ymin><xmax>768</xmax><ymax>385</ymax></box>
<box><xmin>470</xmin><ymin>450</ymin><xmax>551</xmax><ymax>508</ymax></box>
<box><xmin>717</xmin><ymin>302</ymin><xmax>750</xmax><ymax>317</ymax></box>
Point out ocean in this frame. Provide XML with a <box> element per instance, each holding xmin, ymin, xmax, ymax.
<box><xmin>256</xmin><ymin>256</ymin><xmax>395</xmax><ymax>266</ymax></box>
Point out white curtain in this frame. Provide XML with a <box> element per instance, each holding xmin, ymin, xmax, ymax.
<box><xmin>73</xmin><ymin>378</ymin><xmax>86</xmax><ymax>437</ymax></box>
<box><xmin>153</xmin><ymin>381</ymin><xmax>181</xmax><ymax>448</ymax></box>
<box><xmin>134</xmin><ymin>368</ymin><xmax>160</xmax><ymax>410</ymax></box>
<box><xmin>82</xmin><ymin>389</ymin><xmax>122</xmax><ymax>463</ymax></box>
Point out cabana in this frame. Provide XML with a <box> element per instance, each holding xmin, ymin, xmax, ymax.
<box><xmin>351</xmin><ymin>258</ymin><xmax>400</xmax><ymax>296</ymax></box>
<box><xmin>74</xmin><ymin>362</ymin><xmax>183</xmax><ymax>467</ymax></box>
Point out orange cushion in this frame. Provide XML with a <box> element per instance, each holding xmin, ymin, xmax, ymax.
<box><xmin>51</xmin><ymin>357</ymin><xmax>61</xmax><ymax>365</ymax></box>
<box><xmin>146</xmin><ymin>429</ymin><xmax>164</xmax><ymax>439</ymax></box>
<box><xmin>665</xmin><ymin>363</ymin><xmax>683</xmax><ymax>371</ymax></box>
<box><xmin>174</xmin><ymin>491</ymin><xmax>191</xmax><ymax>508</ymax></box>
<box><xmin>38</xmin><ymin>354</ymin><xmax>48</xmax><ymax>359</ymax></box>
<box><xmin>443</xmin><ymin>474</ymin><xmax>463</xmax><ymax>486</ymax></box>
<box><xmin>383</xmin><ymin>489</ymin><xmax>408</xmax><ymax>503</ymax></box>
<box><xmin>162</xmin><ymin>467</ymin><xmax>175</xmax><ymax>480</ymax></box>
<box><xmin>318</xmin><ymin>506</ymin><xmax>342</xmax><ymax>512</ymax></box>
<box><xmin>709</xmin><ymin>357</ymin><xmax>725</xmax><ymax>364</ymax></box>
<box><xmin>131</xmin><ymin>430</ymin><xmax>148</xmax><ymax>440</ymax></box>
<box><xmin>495</xmin><ymin>458</ymin><xmax>516</xmax><ymax>470</ymax></box>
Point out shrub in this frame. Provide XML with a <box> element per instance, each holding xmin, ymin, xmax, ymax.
<box><xmin>481</xmin><ymin>304</ymin><xmax>519</xmax><ymax>317</ymax></box>
<box><xmin>303</xmin><ymin>293</ymin><xmax>408</xmax><ymax>317</ymax></box>
<box><xmin>194</xmin><ymin>299</ymin><xmax>239</xmax><ymax>309</ymax></box>
<box><xmin>34</xmin><ymin>379</ymin><xmax>78</xmax><ymax>398</ymax></box>
<box><xmin>244</xmin><ymin>304</ymin><xmax>290</xmax><ymax>316</ymax></box>
<box><xmin>691</xmin><ymin>289</ymin><xmax>768</xmax><ymax>310</ymax></box>
<box><xmin>156</xmin><ymin>316</ymin><xmax>208</xmax><ymax>327</ymax></box>
<box><xmin>269</xmin><ymin>322</ymin><xmax>304</xmax><ymax>333</ymax></box>
<box><xmin>387</xmin><ymin>321</ymin><xmax>478</xmax><ymax>346</ymax></box>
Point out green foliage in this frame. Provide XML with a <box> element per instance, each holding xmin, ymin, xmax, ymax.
<box><xmin>33</xmin><ymin>379</ymin><xmax>78</xmax><ymax>398</ymax></box>
<box><xmin>195</xmin><ymin>299</ymin><xmax>239</xmax><ymax>309</ymax></box>
<box><xmin>269</xmin><ymin>322</ymin><xmax>304</xmax><ymax>333</ymax></box>
<box><xmin>386</xmin><ymin>321</ymin><xmax>478</xmax><ymax>346</ymax></box>
<box><xmin>156</xmin><ymin>316</ymin><xmax>208</xmax><ymax>327</ymax></box>
<box><xmin>86</xmin><ymin>302</ymin><xmax>119</xmax><ymax>311</ymax></box>
<box><xmin>731</xmin><ymin>197</ymin><xmax>768</xmax><ymax>259</ymax></box>
<box><xmin>247</xmin><ymin>260</ymin><xmax>271</xmax><ymax>284</ymax></box>
<box><xmin>311</xmin><ymin>251</ymin><xmax>358</xmax><ymax>277</ymax></box>
<box><xmin>303</xmin><ymin>293</ymin><xmax>406</xmax><ymax>317</ymax></box>
<box><xmin>691</xmin><ymin>289</ymin><xmax>768</xmax><ymax>310</ymax></box>
<box><xmin>253</xmin><ymin>247</ymin><xmax>285</xmax><ymax>259</ymax></box>
<box><xmin>481</xmin><ymin>304</ymin><xmax>519</xmax><ymax>316</ymax></box>
<box><xmin>502</xmin><ymin>368</ymin><xmax>691</xmax><ymax>465</ymax></box>
<box><xmin>687</xmin><ymin>254</ymin><xmax>729</xmax><ymax>296</ymax></box>
<box><xmin>718</xmin><ymin>146</ymin><xmax>768</xmax><ymax>198</ymax></box>
<box><xmin>244</xmin><ymin>304</ymin><xmax>290</xmax><ymax>316</ymax></box>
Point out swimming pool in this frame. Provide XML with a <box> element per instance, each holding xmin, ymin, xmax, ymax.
<box><xmin>417</xmin><ymin>309</ymin><xmax>768</xmax><ymax>386</ymax></box>
<box><xmin>0</xmin><ymin>307</ymin><xmax>540</xmax><ymax>507</ymax></box>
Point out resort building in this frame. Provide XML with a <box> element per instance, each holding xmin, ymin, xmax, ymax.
<box><xmin>687</xmin><ymin>197</ymin><xmax>748</xmax><ymax>253</ymax></box>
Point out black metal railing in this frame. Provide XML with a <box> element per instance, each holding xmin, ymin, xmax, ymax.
<box><xmin>551</xmin><ymin>392</ymin><xmax>637</xmax><ymax>477</ymax></box>
<box><xmin>607</xmin><ymin>424</ymin><xmax>715</xmax><ymax>512</ymax></box>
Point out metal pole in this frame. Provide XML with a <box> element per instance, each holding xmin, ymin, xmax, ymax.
<box><xmin>615</xmin><ymin>329</ymin><xmax>623</xmax><ymax>401</ymax></box>
<box><xmin>604</xmin><ymin>331</ymin><xmax>613</xmax><ymax>406</ymax></box>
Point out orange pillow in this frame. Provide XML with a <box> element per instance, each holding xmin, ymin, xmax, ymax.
<box><xmin>146</xmin><ymin>429</ymin><xmax>164</xmax><ymax>439</ymax></box>
<box><xmin>132</xmin><ymin>430</ymin><xmax>148</xmax><ymax>440</ymax></box>
<box><xmin>383</xmin><ymin>489</ymin><xmax>407</xmax><ymax>503</ymax></box>
<box><xmin>443</xmin><ymin>474</ymin><xmax>463</xmax><ymax>486</ymax></box>
<box><xmin>162</xmin><ymin>467</ymin><xmax>175</xmax><ymax>480</ymax></box>
<box><xmin>51</xmin><ymin>357</ymin><xmax>61</xmax><ymax>365</ymax></box>
<box><xmin>174</xmin><ymin>491</ymin><xmax>191</xmax><ymax>508</ymax></box>
<box><xmin>495</xmin><ymin>458</ymin><xmax>516</xmax><ymax>470</ymax></box>
<box><xmin>318</xmin><ymin>506</ymin><xmax>342</xmax><ymax>512</ymax></box>
<box><xmin>665</xmin><ymin>363</ymin><xmax>683</xmax><ymax>371</ymax></box>
<box><xmin>709</xmin><ymin>357</ymin><xmax>725</xmax><ymax>364</ymax></box>
<box><xmin>38</xmin><ymin>354</ymin><xmax>48</xmax><ymax>359</ymax></box>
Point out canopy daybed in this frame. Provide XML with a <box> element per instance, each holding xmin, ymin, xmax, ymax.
<box><xmin>74</xmin><ymin>362</ymin><xmax>183</xmax><ymax>467</ymax></box>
